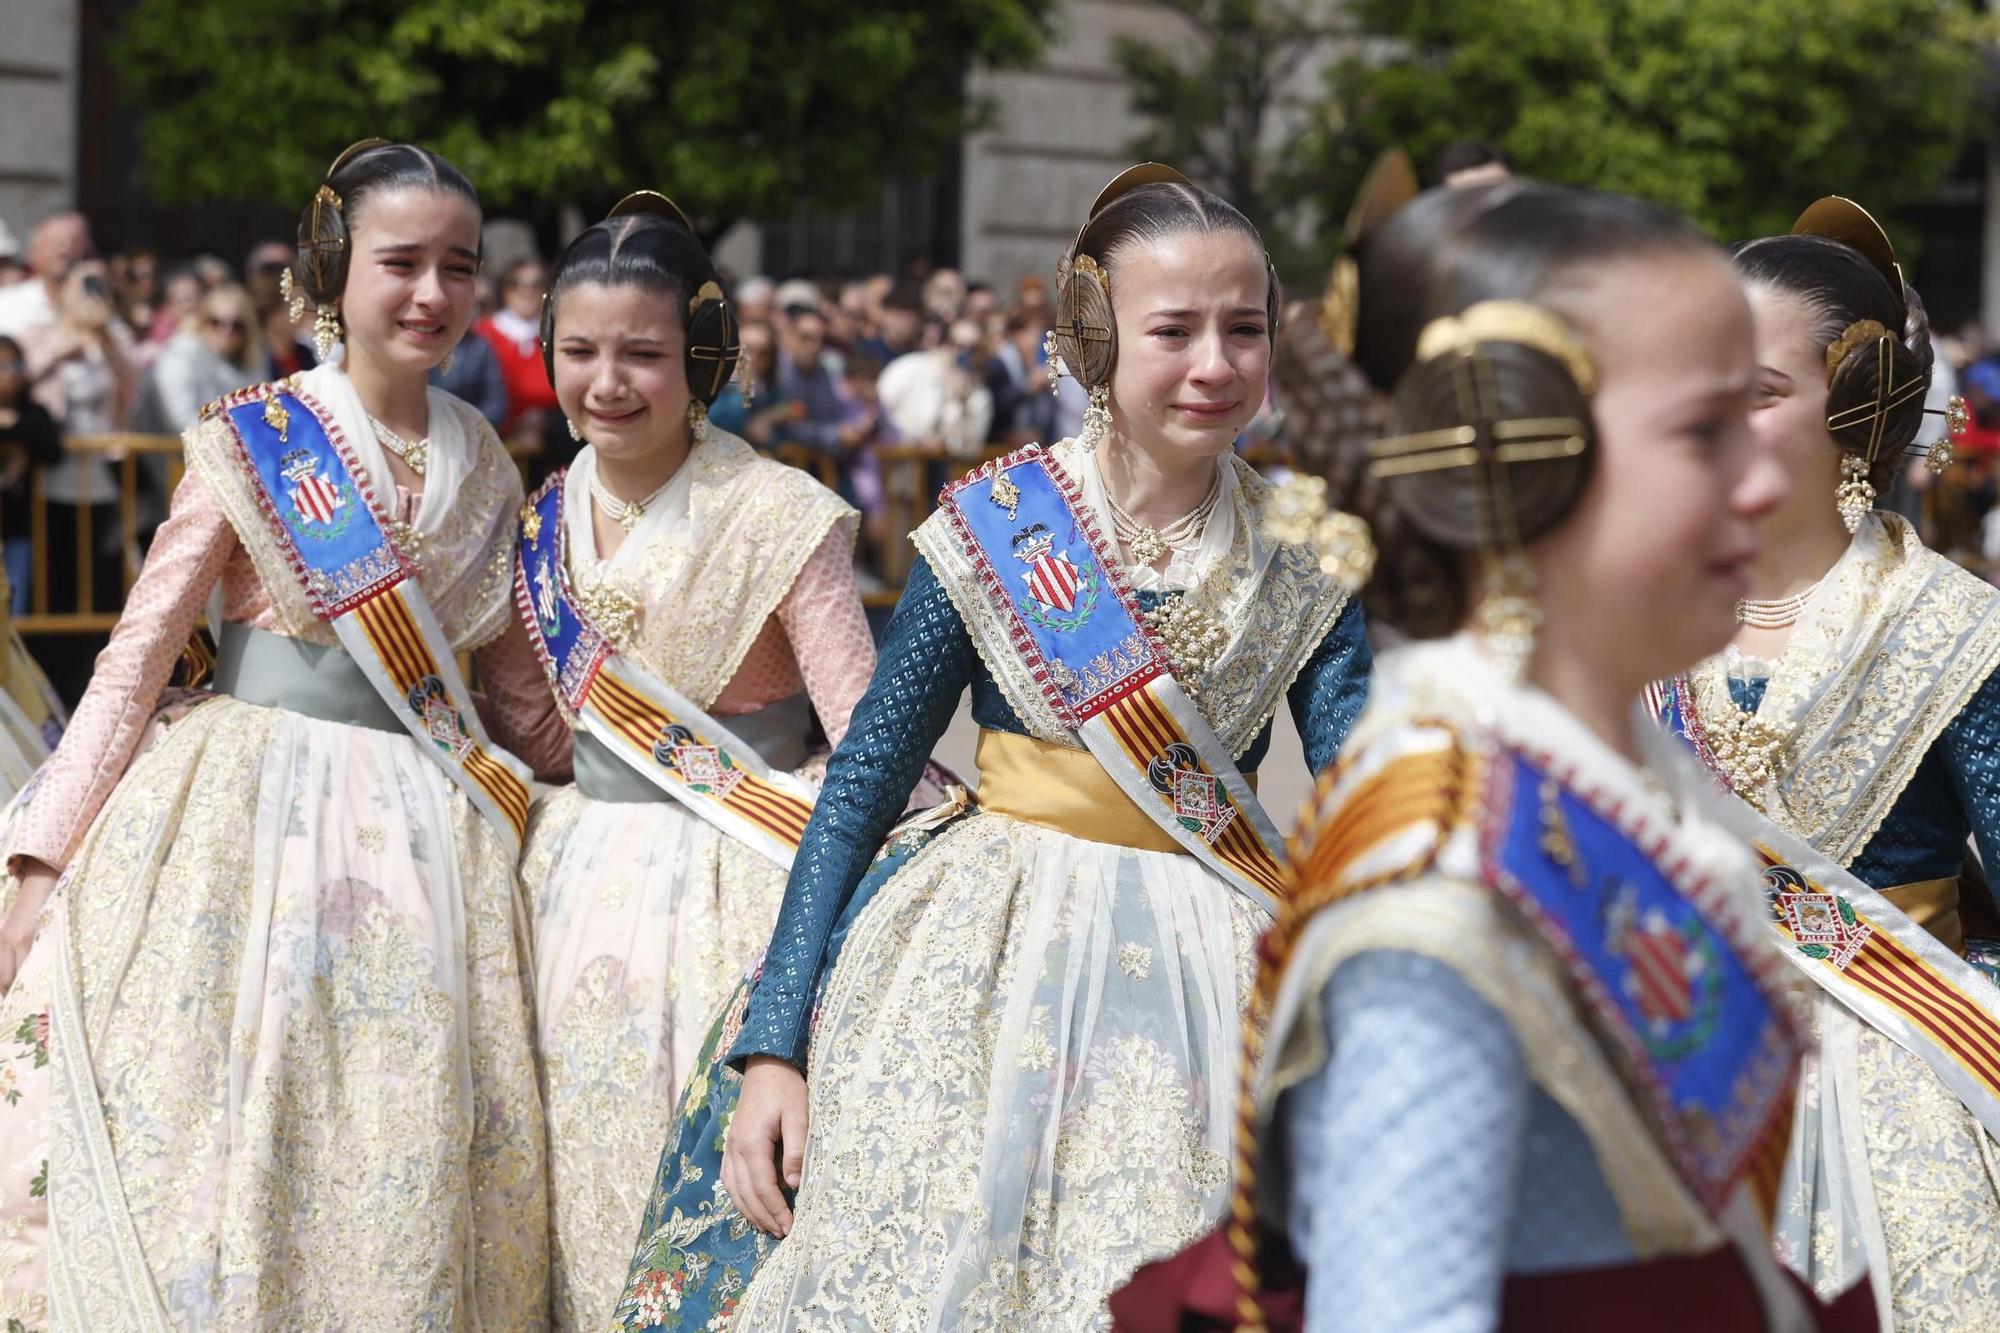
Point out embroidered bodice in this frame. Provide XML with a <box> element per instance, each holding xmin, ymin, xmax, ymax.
<box><xmin>729</xmin><ymin>553</ymin><xmax>1373</xmax><ymax>1069</ymax></box>
<box><xmin>1723</xmin><ymin>662</ymin><xmax>2000</xmax><ymax>891</ymax></box>
<box><xmin>1677</xmin><ymin>514</ymin><xmax>2000</xmax><ymax>872</ymax></box>
<box><xmin>9</xmin><ymin>375</ymin><xmax>568</xmax><ymax>870</ymax></box>
<box><xmin>548</xmin><ymin>436</ymin><xmax>871</xmax><ymax>742</ymax></box>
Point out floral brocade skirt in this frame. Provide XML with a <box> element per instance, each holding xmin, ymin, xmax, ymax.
<box><xmin>518</xmin><ymin>786</ymin><xmax>788</xmax><ymax>1332</ymax></box>
<box><xmin>11</xmin><ymin>696</ymin><xmax>546</xmax><ymax>1330</ymax></box>
<box><xmin>613</xmin><ymin>811</ymin><xmax>1266</xmax><ymax>1332</ymax></box>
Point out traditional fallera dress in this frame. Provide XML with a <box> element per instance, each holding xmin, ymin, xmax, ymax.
<box><xmin>1658</xmin><ymin>510</ymin><xmax>2000</xmax><ymax>1331</ymax></box>
<box><xmin>0</xmin><ymin>363</ymin><xmax>565</xmax><ymax>1330</ymax></box>
<box><xmin>611</xmin><ymin>437</ymin><xmax>1372</xmax><ymax>1331</ymax></box>
<box><xmin>1113</xmin><ymin>635</ymin><xmax>1830</xmax><ymax>1332</ymax></box>
<box><xmin>513</xmin><ymin>430</ymin><xmax>872</xmax><ymax>1332</ymax></box>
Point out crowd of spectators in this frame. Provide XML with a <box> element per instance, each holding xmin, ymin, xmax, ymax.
<box><xmin>0</xmin><ymin>206</ymin><xmax>1140</xmax><ymax>599</ymax></box>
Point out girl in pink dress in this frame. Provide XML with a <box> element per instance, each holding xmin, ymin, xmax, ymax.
<box><xmin>0</xmin><ymin>141</ymin><xmax>567</xmax><ymax>1329</ymax></box>
<box><xmin>513</xmin><ymin>197</ymin><xmax>876</xmax><ymax>1331</ymax></box>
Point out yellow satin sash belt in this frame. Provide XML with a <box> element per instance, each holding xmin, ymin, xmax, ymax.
<box><xmin>1881</xmin><ymin>875</ymin><xmax>1964</xmax><ymax>957</ymax></box>
<box><xmin>974</xmin><ymin>728</ymin><xmax>1257</xmax><ymax>855</ymax></box>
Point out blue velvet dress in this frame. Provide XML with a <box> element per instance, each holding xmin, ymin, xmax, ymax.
<box><xmin>609</xmin><ymin>556</ymin><xmax>1370</xmax><ymax>1330</ymax></box>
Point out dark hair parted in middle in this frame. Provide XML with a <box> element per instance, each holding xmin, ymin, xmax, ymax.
<box><xmin>294</xmin><ymin>142</ymin><xmax>481</xmax><ymax>308</ymax></box>
<box><xmin>1730</xmin><ymin>232</ymin><xmax>1934</xmax><ymax>496</ymax></box>
<box><xmin>1054</xmin><ymin>181</ymin><xmax>1278</xmax><ymax>391</ymax></box>
<box><xmin>1298</xmin><ymin>181</ymin><xmax>1713</xmax><ymax>637</ymax></box>
<box><xmin>544</xmin><ymin>212</ymin><xmax>739</xmax><ymax>405</ymax></box>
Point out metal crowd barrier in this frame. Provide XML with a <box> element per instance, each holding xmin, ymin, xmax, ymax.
<box><xmin>18</xmin><ymin>436</ymin><xmax>1043</xmax><ymax>631</ymax></box>
<box><xmin>59</xmin><ymin>430</ymin><xmax>1946</xmax><ymax>634</ymax></box>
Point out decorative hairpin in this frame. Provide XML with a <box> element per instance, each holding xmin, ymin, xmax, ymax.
<box><xmin>1914</xmin><ymin>393</ymin><xmax>1971</xmax><ymax>475</ymax></box>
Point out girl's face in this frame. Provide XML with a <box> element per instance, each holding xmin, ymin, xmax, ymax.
<box><xmin>1742</xmin><ymin>283</ymin><xmax>1844</xmax><ymax>529</ymax></box>
<box><xmin>1531</xmin><ymin>249</ymin><xmax>1787</xmax><ymax>688</ymax></box>
<box><xmin>1105</xmin><ymin>230</ymin><xmax>1271</xmax><ymax>465</ymax></box>
<box><xmin>339</xmin><ymin>186</ymin><xmax>481</xmax><ymax>374</ymax></box>
<box><xmin>551</xmin><ymin>281</ymin><xmax>691</xmax><ymax>466</ymax></box>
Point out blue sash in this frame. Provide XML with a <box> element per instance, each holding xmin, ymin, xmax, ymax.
<box><xmin>1485</xmin><ymin>746</ymin><xmax>1797</xmax><ymax>1216</ymax></box>
<box><xmin>940</xmin><ymin>445</ymin><xmax>1286</xmax><ymax>906</ymax></box>
<box><xmin>515</xmin><ymin>473</ymin><xmax>816</xmax><ymax>866</ymax></box>
<box><xmin>211</xmin><ymin>380</ymin><xmax>531</xmax><ymax>845</ymax></box>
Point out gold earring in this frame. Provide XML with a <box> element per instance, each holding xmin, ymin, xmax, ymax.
<box><xmin>438</xmin><ymin>344</ymin><xmax>455</xmax><ymax>377</ymax></box>
<box><xmin>1077</xmin><ymin>383</ymin><xmax>1111</xmax><ymax>452</ymax></box>
<box><xmin>566</xmin><ymin>417</ymin><xmax>582</xmax><ymax>442</ymax></box>
<box><xmin>688</xmin><ymin>399</ymin><xmax>711</xmax><ymax>448</ymax></box>
<box><xmin>1477</xmin><ymin>552</ymin><xmax>1541</xmax><ymax>683</ymax></box>
<box><xmin>1835</xmin><ymin>453</ymin><xmax>1874</xmax><ymax>533</ymax></box>
<box><xmin>312</xmin><ymin>304</ymin><xmax>342</xmax><ymax>362</ymax></box>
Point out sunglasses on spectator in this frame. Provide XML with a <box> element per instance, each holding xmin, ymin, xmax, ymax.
<box><xmin>206</xmin><ymin>317</ymin><xmax>249</xmax><ymax>333</ymax></box>
<box><xmin>253</xmin><ymin>259</ymin><xmax>291</xmax><ymax>275</ymax></box>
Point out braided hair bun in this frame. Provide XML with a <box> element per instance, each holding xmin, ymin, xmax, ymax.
<box><xmin>1734</xmin><ymin>200</ymin><xmax>1934</xmax><ymax>500</ymax></box>
<box><xmin>1328</xmin><ymin>181</ymin><xmax>1713</xmax><ymax>639</ymax></box>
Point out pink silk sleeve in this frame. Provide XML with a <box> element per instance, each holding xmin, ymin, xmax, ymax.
<box><xmin>772</xmin><ymin>520</ymin><xmax>875</xmax><ymax>749</ymax></box>
<box><xmin>10</xmin><ymin>469</ymin><xmax>237</xmax><ymax>869</ymax></box>
<box><xmin>473</xmin><ymin>611</ymin><xmax>573</xmax><ymax>782</ymax></box>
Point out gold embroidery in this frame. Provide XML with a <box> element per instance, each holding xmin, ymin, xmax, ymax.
<box><xmin>594</xmin><ymin>433</ymin><xmax>853</xmax><ymax>708</ymax></box>
<box><xmin>48</xmin><ymin>699</ymin><xmax>546</xmax><ymax>1327</ymax></box>
<box><xmin>736</xmin><ymin>815</ymin><xmax>1264</xmax><ymax>1327</ymax></box>
<box><xmin>915</xmin><ymin>444</ymin><xmax>1350</xmax><ymax>759</ymax></box>
<box><xmin>1686</xmin><ymin>515</ymin><xmax>2000</xmax><ymax>865</ymax></box>
<box><xmin>519</xmin><ymin>784</ymin><xmax>788</xmax><ymax>1331</ymax></box>
<box><xmin>1857</xmin><ymin>1029</ymin><xmax>2000</xmax><ymax>1328</ymax></box>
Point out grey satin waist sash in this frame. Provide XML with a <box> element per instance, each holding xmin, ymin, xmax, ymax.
<box><xmin>573</xmin><ymin>690</ymin><xmax>812</xmax><ymax>804</ymax></box>
<box><xmin>211</xmin><ymin>621</ymin><xmax>403</xmax><ymax>734</ymax></box>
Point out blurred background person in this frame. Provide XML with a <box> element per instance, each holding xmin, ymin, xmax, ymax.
<box><xmin>144</xmin><ymin>264</ymin><xmax>203</xmax><ymax>350</ymax></box>
<box><xmin>475</xmin><ymin>258</ymin><xmax>556</xmax><ymax>441</ymax></box>
<box><xmin>0</xmin><ymin>335</ymin><xmax>59</xmax><ymax>615</ymax></box>
<box><xmin>877</xmin><ymin>315</ymin><xmax>993</xmax><ymax>457</ymax></box>
<box><xmin>1</xmin><ymin>227</ymin><xmax>136</xmax><ymax>700</ymax></box>
<box><xmin>135</xmin><ymin>283</ymin><xmax>260</xmax><ymax>430</ymax></box>
<box><xmin>710</xmin><ymin>319</ymin><xmax>792</xmax><ymax>447</ymax></box>
<box><xmin>774</xmin><ymin>302</ymin><xmax>849</xmax><ymax>456</ymax></box>
<box><xmin>0</xmin><ymin>221</ymin><xmax>22</xmax><ymax>289</ymax></box>
<box><xmin>431</xmin><ymin>292</ymin><xmax>509</xmax><ymax>431</ymax></box>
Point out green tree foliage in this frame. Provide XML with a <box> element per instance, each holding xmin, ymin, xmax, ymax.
<box><xmin>1112</xmin><ymin>0</ymin><xmax>1338</xmax><ymax>273</ymax></box>
<box><xmin>1313</xmin><ymin>0</ymin><xmax>1992</xmax><ymax>246</ymax></box>
<box><xmin>115</xmin><ymin>0</ymin><xmax>1056</xmax><ymax>235</ymax></box>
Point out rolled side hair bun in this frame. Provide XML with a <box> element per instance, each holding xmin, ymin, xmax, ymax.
<box><xmin>293</xmin><ymin>141</ymin><xmax>479</xmax><ymax>308</ymax></box>
<box><xmin>1826</xmin><ymin>284</ymin><xmax>1934</xmax><ymax>492</ymax></box>
<box><xmin>1357</xmin><ymin>340</ymin><xmax>1594</xmax><ymax>638</ymax></box>
<box><xmin>1335</xmin><ymin>181</ymin><xmax>1709</xmax><ymax>641</ymax></box>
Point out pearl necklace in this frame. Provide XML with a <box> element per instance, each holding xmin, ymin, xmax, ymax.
<box><xmin>1105</xmin><ymin>474</ymin><xmax>1221</xmax><ymax>566</ymax></box>
<box><xmin>1735</xmin><ymin>574</ymin><xmax>1824</xmax><ymax>630</ymax></box>
<box><xmin>367</xmin><ymin>414</ymin><xmax>429</xmax><ymax>475</ymax></box>
<box><xmin>589</xmin><ymin>466</ymin><xmax>675</xmax><ymax>533</ymax></box>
